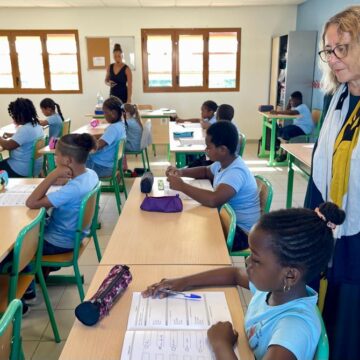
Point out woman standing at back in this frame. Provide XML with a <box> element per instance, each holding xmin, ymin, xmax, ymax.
<box><xmin>305</xmin><ymin>6</ymin><xmax>360</xmax><ymax>359</ymax></box>
<box><xmin>105</xmin><ymin>43</ymin><xmax>132</xmax><ymax>103</ymax></box>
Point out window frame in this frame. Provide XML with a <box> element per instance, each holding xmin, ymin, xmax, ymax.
<box><xmin>141</xmin><ymin>28</ymin><xmax>241</xmax><ymax>93</ymax></box>
<box><xmin>0</xmin><ymin>29</ymin><xmax>82</xmax><ymax>94</ymax></box>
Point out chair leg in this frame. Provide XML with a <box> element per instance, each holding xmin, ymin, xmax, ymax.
<box><xmin>145</xmin><ymin>148</ymin><xmax>150</xmax><ymax>171</ymax></box>
<box><xmin>167</xmin><ymin>144</ymin><xmax>171</xmax><ymax>162</ymax></box>
<box><xmin>73</xmin><ymin>263</ymin><xmax>85</xmax><ymax>302</ymax></box>
<box><xmin>37</xmin><ymin>270</ymin><xmax>61</xmax><ymax>343</ymax></box>
<box><xmin>113</xmin><ymin>177</ymin><xmax>122</xmax><ymax>215</ymax></box>
<box><xmin>141</xmin><ymin>151</ymin><xmax>146</xmax><ymax>170</ymax></box>
<box><xmin>119</xmin><ymin>167</ymin><xmax>128</xmax><ymax>199</ymax></box>
<box><xmin>92</xmin><ymin>232</ymin><xmax>102</xmax><ymax>262</ymax></box>
<box><xmin>152</xmin><ymin>144</ymin><xmax>157</xmax><ymax>156</ymax></box>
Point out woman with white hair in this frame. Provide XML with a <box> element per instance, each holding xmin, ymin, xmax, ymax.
<box><xmin>305</xmin><ymin>6</ymin><xmax>360</xmax><ymax>359</ymax></box>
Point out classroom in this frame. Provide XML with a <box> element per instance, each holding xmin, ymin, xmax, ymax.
<box><xmin>0</xmin><ymin>0</ymin><xmax>358</xmax><ymax>359</ymax></box>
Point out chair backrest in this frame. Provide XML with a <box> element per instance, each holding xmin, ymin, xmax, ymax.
<box><xmin>137</xmin><ymin>104</ymin><xmax>153</xmax><ymax>110</ymax></box>
<box><xmin>29</xmin><ymin>136</ymin><xmax>46</xmax><ymax>177</ymax></box>
<box><xmin>254</xmin><ymin>175</ymin><xmax>273</xmax><ymax>215</ymax></box>
<box><xmin>140</xmin><ymin>119</ymin><xmax>152</xmax><ymax>149</ymax></box>
<box><xmin>0</xmin><ymin>299</ymin><xmax>23</xmax><ymax>360</ymax></box>
<box><xmin>312</xmin><ymin>109</ymin><xmax>321</xmax><ymax>125</ymax></box>
<box><xmin>314</xmin><ymin>308</ymin><xmax>329</xmax><ymax>360</ymax></box>
<box><xmin>61</xmin><ymin>118</ymin><xmax>71</xmax><ymax>136</ymax></box>
<box><xmin>238</xmin><ymin>132</ymin><xmax>246</xmax><ymax>157</ymax></box>
<box><xmin>219</xmin><ymin>203</ymin><xmax>237</xmax><ymax>252</ymax></box>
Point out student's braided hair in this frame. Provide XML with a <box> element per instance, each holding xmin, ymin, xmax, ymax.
<box><xmin>8</xmin><ymin>98</ymin><xmax>39</xmax><ymax>126</ymax></box>
<box><xmin>103</xmin><ymin>96</ymin><xmax>127</xmax><ymax>127</ymax></box>
<box><xmin>40</xmin><ymin>98</ymin><xmax>65</xmax><ymax>121</ymax></box>
<box><xmin>257</xmin><ymin>202</ymin><xmax>346</xmax><ymax>282</ymax></box>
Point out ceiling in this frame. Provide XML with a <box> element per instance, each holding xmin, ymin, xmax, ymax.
<box><xmin>0</xmin><ymin>0</ymin><xmax>307</xmax><ymax>8</ymax></box>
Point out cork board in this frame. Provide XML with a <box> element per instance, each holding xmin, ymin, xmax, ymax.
<box><xmin>86</xmin><ymin>36</ymin><xmax>135</xmax><ymax>70</ymax></box>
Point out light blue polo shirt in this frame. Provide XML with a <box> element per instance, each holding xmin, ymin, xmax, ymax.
<box><xmin>210</xmin><ymin>157</ymin><xmax>260</xmax><ymax>232</ymax></box>
<box><xmin>45</xmin><ymin>169</ymin><xmax>99</xmax><ymax>249</ymax></box>
<box><xmin>47</xmin><ymin>113</ymin><xmax>63</xmax><ymax>138</ymax></box>
<box><xmin>125</xmin><ymin>118</ymin><xmax>142</xmax><ymax>152</ymax></box>
<box><xmin>293</xmin><ymin>104</ymin><xmax>313</xmax><ymax>135</ymax></box>
<box><xmin>207</xmin><ymin>114</ymin><xmax>217</xmax><ymax>125</ymax></box>
<box><xmin>8</xmin><ymin>123</ymin><xmax>44</xmax><ymax>177</ymax></box>
<box><xmin>245</xmin><ymin>283</ymin><xmax>320</xmax><ymax>360</ymax></box>
<box><xmin>88</xmin><ymin>121</ymin><xmax>126</xmax><ymax>168</ymax></box>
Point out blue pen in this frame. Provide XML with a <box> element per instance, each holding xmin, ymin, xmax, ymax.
<box><xmin>159</xmin><ymin>289</ymin><xmax>202</xmax><ymax>300</ymax></box>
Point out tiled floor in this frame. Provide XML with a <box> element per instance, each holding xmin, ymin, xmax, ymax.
<box><xmin>22</xmin><ymin>142</ymin><xmax>309</xmax><ymax>359</ymax></box>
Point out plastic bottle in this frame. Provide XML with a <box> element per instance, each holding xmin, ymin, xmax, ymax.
<box><xmin>95</xmin><ymin>92</ymin><xmax>104</xmax><ymax>115</ymax></box>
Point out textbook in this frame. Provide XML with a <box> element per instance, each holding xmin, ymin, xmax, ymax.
<box><xmin>120</xmin><ymin>291</ymin><xmax>238</xmax><ymax>360</ymax></box>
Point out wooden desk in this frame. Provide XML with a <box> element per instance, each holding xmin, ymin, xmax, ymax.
<box><xmin>140</xmin><ymin>109</ymin><xmax>177</xmax><ymax>146</ymax></box>
<box><xmin>281</xmin><ymin>143</ymin><xmax>313</xmax><ymax>208</ymax></box>
<box><xmin>100</xmin><ymin>178</ymin><xmax>231</xmax><ymax>266</ymax></box>
<box><xmin>0</xmin><ymin>178</ymin><xmax>42</xmax><ymax>262</ymax></box>
<box><xmin>72</xmin><ymin>123</ymin><xmax>109</xmax><ymax>138</ymax></box>
<box><xmin>169</xmin><ymin>122</ymin><xmax>206</xmax><ymax>168</ymax></box>
<box><xmin>258</xmin><ymin>111</ymin><xmax>299</xmax><ymax>166</ymax></box>
<box><xmin>60</xmin><ymin>265</ymin><xmax>253</xmax><ymax>360</ymax></box>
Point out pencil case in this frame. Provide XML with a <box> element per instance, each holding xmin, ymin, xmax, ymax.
<box><xmin>140</xmin><ymin>171</ymin><xmax>154</xmax><ymax>193</ymax></box>
<box><xmin>74</xmin><ymin>265</ymin><xmax>132</xmax><ymax>326</ymax></box>
<box><xmin>140</xmin><ymin>194</ymin><xmax>183</xmax><ymax>213</ymax></box>
<box><xmin>258</xmin><ymin>105</ymin><xmax>274</xmax><ymax>112</ymax></box>
<box><xmin>48</xmin><ymin>137</ymin><xmax>59</xmax><ymax>150</ymax></box>
<box><xmin>173</xmin><ymin>131</ymin><xmax>193</xmax><ymax>138</ymax></box>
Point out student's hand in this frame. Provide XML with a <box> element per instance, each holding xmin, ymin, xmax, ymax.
<box><xmin>109</xmin><ymin>80</ymin><xmax>117</xmax><ymax>88</ymax></box>
<box><xmin>142</xmin><ymin>277</ymin><xmax>188</xmax><ymax>298</ymax></box>
<box><xmin>2</xmin><ymin>132</ymin><xmax>13</xmax><ymax>139</ymax></box>
<box><xmin>165</xmin><ymin>166</ymin><xmax>182</xmax><ymax>177</ymax></box>
<box><xmin>207</xmin><ymin>322</ymin><xmax>238</xmax><ymax>351</ymax></box>
<box><xmin>51</xmin><ymin>165</ymin><xmax>73</xmax><ymax>181</ymax></box>
<box><xmin>176</xmin><ymin>117</ymin><xmax>184</xmax><ymax>123</ymax></box>
<box><xmin>167</xmin><ymin>174</ymin><xmax>184</xmax><ymax>191</ymax></box>
<box><xmin>200</xmin><ymin>119</ymin><xmax>210</xmax><ymax>130</ymax></box>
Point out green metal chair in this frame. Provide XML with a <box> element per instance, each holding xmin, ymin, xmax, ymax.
<box><xmin>60</xmin><ymin>118</ymin><xmax>71</xmax><ymax>136</ymax></box>
<box><xmin>0</xmin><ymin>208</ymin><xmax>60</xmax><ymax>343</ymax></box>
<box><xmin>28</xmin><ymin>136</ymin><xmax>46</xmax><ymax>178</ymax></box>
<box><xmin>219</xmin><ymin>203</ymin><xmax>237</xmax><ymax>253</ymax></box>
<box><xmin>100</xmin><ymin>139</ymin><xmax>127</xmax><ymax>213</ymax></box>
<box><xmin>239</xmin><ymin>132</ymin><xmax>246</xmax><ymax>157</ymax></box>
<box><xmin>41</xmin><ymin>182</ymin><xmax>102</xmax><ymax>302</ymax></box>
<box><xmin>124</xmin><ymin>148</ymin><xmax>150</xmax><ymax>172</ymax></box>
<box><xmin>314</xmin><ymin>308</ymin><xmax>329</xmax><ymax>360</ymax></box>
<box><xmin>228</xmin><ymin>175</ymin><xmax>273</xmax><ymax>257</ymax></box>
<box><xmin>0</xmin><ymin>299</ymin><xmax>24</xmax><ymax>360</ymax></box>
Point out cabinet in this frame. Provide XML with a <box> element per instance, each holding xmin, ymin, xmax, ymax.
<box><xmin>269</xmin><ymin>31</ymin><xmax>317</xmax><ymax>109</ymax></box>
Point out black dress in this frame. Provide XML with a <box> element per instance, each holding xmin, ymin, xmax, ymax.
<box><xmin>109</xmin><ymin>63</ymin><xmax>128</xmax><ymax>103</ymax></box>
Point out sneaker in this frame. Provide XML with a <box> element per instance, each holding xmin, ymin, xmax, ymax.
<box><xmin>22</xmin><ymin>301</ymin><xmax>30</xmax><ymax>317</ymax></box>
<box><xmin>23</xmin><ymin>288</ymin><xmax>37</xmax><ymax>304</ymax></box>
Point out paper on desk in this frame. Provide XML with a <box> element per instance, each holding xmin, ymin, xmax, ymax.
<box><xmin>0</xmin><ymin>185</ymin><xmax>62</xmax><ymax>206</ymax></box>
<box><xmin>179</xmin><ymin>138</ymin><xmax>206</xmax><ymax>146</ymax></box>
<box><xmin>162</xmin><ymin>179</ymin><xmax>213</xmax><ymax>200</ymax></box>
<box><xmin>120</xmin><ymin>292</ymin><xmax>236</xmax><ymax>360</ymax></box>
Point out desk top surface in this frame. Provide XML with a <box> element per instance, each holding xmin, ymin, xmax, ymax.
<box><xmin>60</xmin><ymin>264</ymin><xmax>253</xmax><ymax>360</ymax></box>
<box><xmin>281</xmin><ymin>143</ymin><xmax>313</xmax><ymax>168</ymax></box>
<box><xmin>140</xmin><ymin>109</ymin><xmax>176</xmax><ymax>118</ymax></box>
<box><xmin>259</xmin><ymin>111</ymin><xmax>300</xmax><ymax>120</ymax></box>
<box><xmin>0</xmin><ymin>178</ymin><xmax>43</xmax><ymax>262</ymax></box>
<box><xmin>100</xmin><ymin>178</ymin><xmax>231</xmax><ymax>266</ymax></box>
<box><xmin>169</xmin><ymin>122</ymin><xmax>206</xmax><ymax>153</ymax></box>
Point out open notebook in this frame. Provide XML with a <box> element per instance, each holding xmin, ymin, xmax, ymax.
<box><xmin>120</xmin><ymin>292</ymin><xmax>239</xmax><ymax>360</ymax></box>
<box><xmin>0</xmin><ymin>185</ymin><xmax>61</xmax><ymax>206</ymax></box>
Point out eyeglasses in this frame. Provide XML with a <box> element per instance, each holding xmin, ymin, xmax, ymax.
<box><xmin>318</xmin><ymin>44</ymin><xmax>350</xmax><ymax>62</ymax></box>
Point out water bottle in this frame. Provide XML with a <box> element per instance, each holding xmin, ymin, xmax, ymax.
<box><xmin>0</xmin><ymin>170</ymin><xmax>9</xmax><ymax>191</ymax></box>
<box><xmin>95</xmin><ymin>92</ymin><xmax>104</xmax><ymax>115</ymax></box>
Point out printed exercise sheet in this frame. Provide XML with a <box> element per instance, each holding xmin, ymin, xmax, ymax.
<box><xmin>120</xmin><ymin>292</ymin><xmax>238</xmax><ymax>360</ymax></box>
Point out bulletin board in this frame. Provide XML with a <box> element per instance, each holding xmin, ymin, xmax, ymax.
<box><xmin>86</xmin><ymin>36</ymin><xmax>135</xmax><ymax>70</ymax></box>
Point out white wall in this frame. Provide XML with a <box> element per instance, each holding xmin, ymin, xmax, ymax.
<box><xmin>0</xmin><ymin>6</ymin><xmax>297</xmax><ymax>139</ymax></box>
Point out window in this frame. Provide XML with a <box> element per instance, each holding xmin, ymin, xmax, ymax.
<box><xmin>141</xmin><ymin>28</ymin><xmax>241</xmax><ymax>92</ymax></box>
<box><xmin>0</xmin><ymin>30</ymin><xmax>82</xmax><ymax>94</ymax></box>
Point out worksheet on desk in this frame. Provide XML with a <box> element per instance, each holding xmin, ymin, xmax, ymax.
<box><xmin>120</xmin><ymin>292</ymin><xmax>238</xmax><ymax>360</ymax></box>
<box><xmin>162</xmin><ymin>178</ymin><xmax>213</xmax><ymax>200</ymax></box>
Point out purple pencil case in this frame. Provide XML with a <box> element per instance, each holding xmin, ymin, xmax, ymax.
<box><xmin>140</xmin><ymin>194</ymin><xmax>183</xmax><ymax>213</ymax></box>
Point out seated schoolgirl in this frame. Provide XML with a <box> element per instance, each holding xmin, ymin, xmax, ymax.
<box><xmin>39</xmin><ymin>98</ymin><xmax>65</xmax><ymax>139</ymax></box>
<box><xmin>143</xmin><ymin>202</ymin><xmax>345</xmax><ymax>360</ymax></box>
<box><xmin>166</xmin><ymin>121</ymin><xmax>259</xmax><ymax>250</ymax></box>
<box><xmin>124</xmin><ymin>103</ymin><xmax>143</xmax><ymax>152</ymax></box>
<box><xmin>175</xmin><ymin>100</ymin><xmax>218</xmax><ymax>129</ymax></box>
<box><xmin>0</xmin><ymin>98</ymin><xmax>44</xmax><ymax>178</ymax></box>
<box><xmin>86</xmin><ymin>97</ymin><xmax>127</xmax><ymax>177</ymax></box>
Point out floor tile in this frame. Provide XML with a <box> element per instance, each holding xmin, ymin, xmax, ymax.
<box><xmin>22</xmin><ymin>340</ymin><xmax>39</xmax><ymax>360</ymax></box>
<box><xmin>31</xmin><ymin>341</ymin><xmax>65</xmax><ymax>360</ymax></box>
<box><xmin>42</xmin><ymin>309</ymin><xmax>75</xmax><ymax>341</ymax></box>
